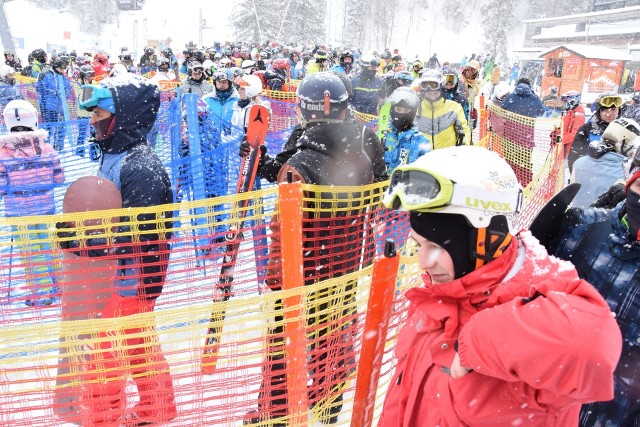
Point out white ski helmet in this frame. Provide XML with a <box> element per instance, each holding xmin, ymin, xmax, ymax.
<box><xmin>602</xmin><ymin>117</ymin><xmax>640</xmax><ymax>158</ymax></box>
<box><xmin>241</xmin><ymin>74</ymin><xmax>263</xmax><ymax>98</ymax></box>
<box><xmin>2</xmin><ymin>100</ymin><xmax>39</xmax><ymax>131</ymax></box>
<box><xmin>383</xmin><ymin>145</ymin><xmax>523</xmax><ymax>233</ymax></box>
<box><xmin>241</xmin><ymin>59</ymin><xmax>256</xmax><ymax>70</ymax></box>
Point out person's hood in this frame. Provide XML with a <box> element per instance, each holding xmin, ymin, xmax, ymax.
<box><xmin>513</xmin><ymin>82</ymin><xmax>535</xmax><ymax>97</ymax></box>
<box><xmin>100</xmin><ymin>74</ymin><xmax>160</xmax><ymax>154</ymax></box>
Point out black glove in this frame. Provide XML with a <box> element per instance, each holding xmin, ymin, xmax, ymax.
<box><xmin>239</xmin><ymin>139</ymin><xmax>251</xmax><ymax>157</ymax></box>
<box><xmin>590</xmin><ymin>182</ymin><xmax>626</xmax><ymax>209</ymax></box>
<box><xmin>56</xmin><ymin>222</ymin><xmax>109</xmax><ymax>257</ymax></box>
<box><xmin>56</xmin><ymin>222</ymin><xmax>78</xmax><ymax>250</ymax></box>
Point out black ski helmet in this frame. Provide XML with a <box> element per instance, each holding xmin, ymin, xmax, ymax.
<box><xmin>157</xmin><ymin>57</ymin><xmax>170</xmax><ymax>72</ymax></box>
<box><xmin>389</xmin><ymin>87</ymin><xmax>420</xmax><ymax>131</ymax></box>
<box><xmin>31</xmin><ymin>48</ymin><xmax>47</xmax><ymax>63</ymax></box>
<box><xmin>296</xmin><ymin>71</ymin><xmax>348</xmax><ymax>123</ymax></box>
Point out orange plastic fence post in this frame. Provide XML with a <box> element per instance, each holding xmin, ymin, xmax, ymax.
<box><xmin>351</xmin><ymin>239</ymin><xmax>400</xmax><ymax>427</ymax></box>
<box><xmin>278</xmin><ymin>179</ymin><xmax>309</xmax><ymax>425</ymax></box>
<box><xmin>479</xmin><ymin>93</ymin><xmax>487</xmax><ymax>140</ymax></box>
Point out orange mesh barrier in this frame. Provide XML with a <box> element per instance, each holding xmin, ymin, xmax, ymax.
<box><xmin>477</xmin><ymin>103</ymin><xmax>565</xmax><ymax>230</ymax></box>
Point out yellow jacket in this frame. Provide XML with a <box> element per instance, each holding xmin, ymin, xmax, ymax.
<box><xmin>416</xmin><ymin>98</ymin><xmax>471</xmax><ymax>149</ymax></box>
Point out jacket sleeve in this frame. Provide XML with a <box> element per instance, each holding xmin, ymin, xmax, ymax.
<box><xmin>453</xmin><ymin>102</ymin><xmax>471</xmax><ymax>145</ymax></box>
<box><xmin>457</xmin><ymin>280</ymin><xmax>622</xmax><ymax>403</ymax></box>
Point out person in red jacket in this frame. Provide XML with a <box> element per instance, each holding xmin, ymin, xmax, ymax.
<box><xmin>560</xmin><ymin>90</ymin><xmax>586</xmax><ymax>157</ymax></box>
<box><xmin>379</xmin><ymin>145</ymin><xmax>622</xmax><ymax>426</ymax></box>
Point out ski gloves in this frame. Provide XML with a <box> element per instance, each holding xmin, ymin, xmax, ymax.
<box><xmin>55</xmin><ymin>221</ymin><xmax>110</xmax><ymax>257</ymax></box>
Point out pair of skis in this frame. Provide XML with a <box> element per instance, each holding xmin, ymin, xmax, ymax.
<box><xmin>201</xmin><ymin>104</ymin><xmax>269</xmax><ymax>373</ymax></box>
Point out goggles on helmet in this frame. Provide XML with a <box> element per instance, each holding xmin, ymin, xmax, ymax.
<box><xmin>599</xmin><ymin>95</ymin><xmax>623</xmax><ymax>109</ymax></box>
<box><xmin>213</xmin><ymin>70</ymin><xmax>229</xmax><ymax>81</ymax></box>
<box><xmin>443</xmin><ymin>74</ymin><xmax>457</xmax><ymax>85</ymax></box>
<box><xmin>420</xmin><ymin>80</ymin><xmax>440</xmax><ymax>91</ymax></box>
<box><xmin>191</xmin><ymin>67</ymin><xmax>204</xmax><ymax>73</ymax></box>
<box><xmin>79</xmin><ymin>85</ymin><xmax>112</xmax><ymax>112</ymax></box>
<box><xmin>384</xmin><ymin>162</ymin><xmax>523</xmax><ymax>215</ymax></box>
<box><xmin>384</xmin><ymin>167</ymin><xmax>453</xmax><ymax>211</ymax></box>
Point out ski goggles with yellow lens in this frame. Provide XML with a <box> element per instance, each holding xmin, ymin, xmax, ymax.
<box><xmin>79</xmin><ymin>85</ymin><xmax>112</xmax><ymax>112</ymax></box>
<box><xmin>599</xmin><ymin>95</ymin><xmax>623</xmax><ymax>109</ymax></box>
<box><xmin>443</xmin><ymin>74</ymin><xmax>457</xmax><ymax>85</ymax></box>
<box><xmin>383</xmin><ymin>166</ymin><xmax>453</xmax><ymax>211</ymax></box>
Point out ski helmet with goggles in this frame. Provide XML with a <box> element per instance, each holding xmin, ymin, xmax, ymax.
<box><xmin>418</xmin><ymin>69</ymin><xmax>443</xmax><ymax>91</ymax></box>
<box><xmin>389</xmin><ymin>87</ymin><xmax>419</xmax><ymax>131</ymax></box>
<box><xmin>383</xmin><ymin>145</ymin><xmax>522</xmax><ymax>234</ymax></box>
<box><xmin>385</xmin><ymin>146</ymin><xmax>522</xmax><ymax>278</ymax></box>
<box><xmin>561</xmin><ymin>90</ymin><xmax>581</xmax><ymax>108</ymax></box>
<box><xmin>2</xmin><ymin>100</ymin><xmax>39</xmax><ymax>131</ymax></box>
<box><xmin>340</xmin><ymin>50</ymin><xmax>354</xmax><ymax>65</ymax></box>
<box><xmin>79</xmin><ymin>84</ymin><xmax>115</xmax><ymax>113</ymax></box>
<box><xmin>601</xmin><ymin>117</ymin><xmax>640</xmax><ymax>157</ymax></box>
<box><xmin>596</xmin><ymin>92</ymin><xmax>623</xmax><ymax>110</ymax></box>
<box><xmin>235</xmin><ymin>74</ymin><xmax>263</xmax><ymax>98</ymax></box>
<box><xmin>296</xmin><ymin>71</ymin><xmax>348</xmax><ymax>123</ymax></box>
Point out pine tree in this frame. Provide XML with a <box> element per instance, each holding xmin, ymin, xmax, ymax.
<box><xmin>480</xmin><ymin>0</ymin><xmax>519</xmax><ymax>64</ymax></box>
<box><xmin>230</xmin><ymin>0</ymin><xmax>326</xmax><ymax>45</ymax></box>
<box><xmin>279</xmin><ymin>0</ymin><xmax>326</xmax><ymax>45</ymax></box>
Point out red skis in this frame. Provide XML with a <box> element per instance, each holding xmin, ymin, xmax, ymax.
<box><xmin>202</xmin><ymin>104</ymin><xmax>269</xmax><ymax>373</ymax></box>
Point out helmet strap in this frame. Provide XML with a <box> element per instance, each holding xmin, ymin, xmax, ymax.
<box><xmin>471</xmin><ymin>217</ymin><xmax>512</xmax><ymax>269</ymax></box>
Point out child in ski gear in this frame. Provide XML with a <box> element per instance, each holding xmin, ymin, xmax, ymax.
<box><xmin>416</xmin><ymin>69</ymin><xmax>470</xmax><ymax>149</ymax></box>
<box><xmin>1</xmin><ymin>100</ymin><xmax>64</xmax><ymax>306</ymax></box>
<box><xmin>383</xmin><ymin>87</ymin><xmax>432</xmax><ymax>173</ymax></box>
<box><xmin>554</xmin><ymin>156</ymin><xmax>640</xmax><ymax>427</ymax></box>
<box><xmin>58</xmin><ymin>75</ymin><xmax>176</xmax><ymax>426</ymax></box>
<box><xmin>379</xmin><ymin>145</ymin><xmax>622</xmax><ymax>426</ymax></box>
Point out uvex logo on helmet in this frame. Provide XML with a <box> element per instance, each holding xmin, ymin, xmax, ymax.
<box><xmin>465</xmin><ymin>197</ymin><xmax>513</xmax><ymax>212</ymax></box>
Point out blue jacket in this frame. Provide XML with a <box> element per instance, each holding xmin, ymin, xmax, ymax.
<box><xmin>554</xmin><ymin>204</ymin><xmax>640</xmax><ymax>426</ymax></box>
<box><xmin>36</xmin><ymin>70</ymin><xmax>71</xmax><ymax>113</ymax></box>
<box><xmin>501</xmin><ymin>83</ymin><xmax>544</xmax><ymax>118</ymax></box>
<box><xmin>350</xmin><ymin>73</ymin><xmax>382</xmax><ymax>115</ymax></box>
<box><xmin>203</xmin><ymin>88</ymin><xmax>239</xmax><ymax>125</ymax></box>
<box><xmin>97</xmin><ymin>75</ymin><xmax>174</xmax><ymax>299</ymax></box>
<box><xmin>384</xmin><ymin>123</ymin><xmax>432</xmax><ymax>173</ymax></box>
<box><xmin>571</xmin><ymin>151</ymin><xmax>627</xmax><ymax>209</ymax></box>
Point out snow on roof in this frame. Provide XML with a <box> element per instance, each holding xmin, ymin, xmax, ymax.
<box><xmin>522</xmin><ymin>5</ymin><xmax>640</xmax><ymax>23</ymax></box>
<box><xmin>539</xmin><ymin>44</ymin><xmax>632</xmax><ymax>61</ymax></box>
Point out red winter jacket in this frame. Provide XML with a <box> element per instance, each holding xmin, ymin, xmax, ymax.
<box><xmin>378</xmin><ymin>231</ymin><xmax>622</xmax><ymax>427</ymax></box>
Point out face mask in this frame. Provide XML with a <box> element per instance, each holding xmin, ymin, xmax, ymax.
<box><xmin>391</xmin><ymin>115</ymin><xmax>412</xmax><ymax>132</ymax></box>
<box><xmin>626</xmin><ymin>188</ymin><xmax>640</xmax><ymax>240</ymax></box>
<box><xmin>92</xmin><ymin>116</ymin><xmax>116</xmax><ymax>142</ymax></box>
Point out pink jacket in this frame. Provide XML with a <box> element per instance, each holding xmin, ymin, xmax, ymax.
<box><xmin>0</xmin><ymin>129</ymin><xmax>65</xmax><ymax>216</ymax></box>
<box><xmin>378</xmin><ymin>232</ymin><xmax>622</xmax><ymax>427</ymax></box>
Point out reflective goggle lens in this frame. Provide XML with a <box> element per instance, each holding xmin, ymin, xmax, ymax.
<box><xmin>420</xmin><ymin>81</ymin><xmax>440</xmax><ymax>90</ymax></box>
<box><xmin>599</xmin><ymin>96</ymin><xmax>623</xmax><ymax>108</ymax></box>
<box><xmin>444</xmin><ymin>74</ymin><xmax>457</xmax><ymax>84</ymax></box>
<box><xmin>79</xmin><ymin>85</ymin><xmax>111</xmax><ymax>112</ymax></box>
<box><xmin>213</xmin><ymin>71</ymin><xmax>228</xmax><ymax>81</ymax></box>
<box><xmin>192</xmin><ymin>67</ymin><xmax>204</xmax><ymax>73</ymax></box>
<box><xmin>385</xmin><ymin>168</ymin><xmax>451</xmax><ymax>211</ymax></box>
